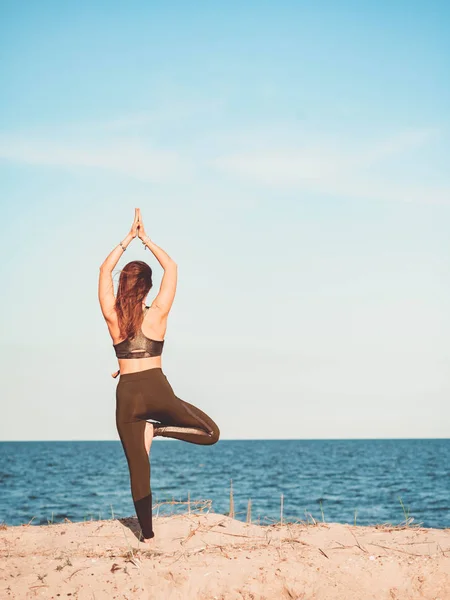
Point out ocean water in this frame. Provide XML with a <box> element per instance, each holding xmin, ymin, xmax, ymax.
<box><xmin>0</xmin><ymin>439</ymin><xmax>448</xmax><ymax>529</ymax></box>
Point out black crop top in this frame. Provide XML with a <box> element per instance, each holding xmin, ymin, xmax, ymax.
<box><xmin>113</xmin><ymin>306</ymin><xmax>165</xmax><ymax>359</ymax></box>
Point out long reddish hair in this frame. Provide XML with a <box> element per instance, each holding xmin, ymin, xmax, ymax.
<box><xmin>115</xmin><ymin>260</ymin><xmax>153</xmax><ymax>340</ymax></box>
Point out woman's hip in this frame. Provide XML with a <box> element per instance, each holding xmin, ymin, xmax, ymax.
<box><xmin>115</xmin><ymin>367</ymin><xmax>176</xmax><ymax>420</ymax></box>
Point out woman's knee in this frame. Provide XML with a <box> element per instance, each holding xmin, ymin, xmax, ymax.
<box><xmin>208</xmin><ymin>423</ymin><xmax>220</xmax><ymax>445</ymax></box>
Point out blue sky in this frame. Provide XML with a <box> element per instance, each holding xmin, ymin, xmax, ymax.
<box><xmin>1</xmin><ymin>0</ymin><xmax>449</xmax><ymax>440</ymax></box>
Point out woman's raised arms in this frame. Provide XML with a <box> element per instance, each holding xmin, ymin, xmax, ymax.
<box><xmin>138</xmin><ymin>208</ymin><xmax>178</xmax><ymax>317</ymax></box>
<box><xmin>98</xmin><ymin>209</ymin><xmax>139</xmax><ymax>323</ymax></box>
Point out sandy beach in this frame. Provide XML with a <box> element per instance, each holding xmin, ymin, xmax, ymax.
<box><xmin>1</xmin><ymin>509</ymin><xmax>449</xmax><ymax>600</ymax></box>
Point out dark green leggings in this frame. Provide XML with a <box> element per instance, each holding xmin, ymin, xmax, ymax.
<box><xmin>115</xmin><ymin>367</ymin><xmax>220</xmax><ymax>539</ymax></box>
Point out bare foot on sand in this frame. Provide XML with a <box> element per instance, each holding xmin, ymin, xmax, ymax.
<box><xmin>140</xmin><ymin>535</ymin><xmax>156</xmax><ymax>545</ymax></box>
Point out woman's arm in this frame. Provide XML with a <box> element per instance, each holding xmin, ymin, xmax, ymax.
<box><xmin>137</xmin><ymin>207</ymin><xmax>177</xmax><ymax>270</ymax></box>
<box><xmin>137</xmin><ymin>209</ymin><xmax>177</xmax><ymax>315</ymax></box>
<box><xmin>100</xmin><ymin>232</ymin><xmax>133</xmax><ymax>272</ymax></box>
<box><xmin>100</xmin><ymin>208</ymin><xmax>139</xmax><ymax>272</ymax></box>
<box><xmin>141</xmin><ymin>235</ymin><xmax>176</xmax><ymax>270</ymax></box>
<box><xmin>98</xmin><ymin>210</ymin><xmax>139</xmax><ymax>322</ymax></box>
<box><xmin>98</xmin><ymin>235</ymin><xmax>132</xmax><ymax>322</ymax></box>
<box><xmin>142</xmin><ymin>236</ymin><xmax>178</xmax><ymax>316</ymax></box>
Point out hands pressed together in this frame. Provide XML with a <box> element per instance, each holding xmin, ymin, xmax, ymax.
<box><xmin>128</xmin><ymin>208</ymin><xmax>150</xmax><ymax>247</ymax></box>
<box><xmin>118</xmin><ymin>207</ymin><xmax>175</xmax><ymax>267</ymax></box>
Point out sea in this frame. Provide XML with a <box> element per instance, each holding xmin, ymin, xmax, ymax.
<box><xmin>0</xmin><ymin>439</ymin><xmax>448</xmax><ymax>529</ymax></box>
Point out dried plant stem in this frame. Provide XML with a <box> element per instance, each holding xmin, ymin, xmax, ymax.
<box><xmin>319</xmin><ymin>500</ymin><xmax>325</xmax><ymax>523</ymax></box>
<box><xmin>229</xmin><ymin>479</ymin><xmax>235</xmax><ymax>519</ymax></box>
<box><xmin>246</xmin><ymin>499</ymin><xmax>252</xmax><ymax>524</ymax></box>
<box><xmin>280</xmin><ymin>494</ymin><xmax>284</xmax><ymax>526</ymax></box>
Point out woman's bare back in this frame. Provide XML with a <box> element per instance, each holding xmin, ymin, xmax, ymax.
<box><xmin>109</xmin><ymin>304</ymin><xmax>168</xmax><ymax>375</ymax></box>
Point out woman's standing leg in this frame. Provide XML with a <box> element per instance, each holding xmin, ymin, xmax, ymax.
<box><xmin>116</xmin><ymin>386</ymin><xmax>155</xmax><ymax>540</ymax></box>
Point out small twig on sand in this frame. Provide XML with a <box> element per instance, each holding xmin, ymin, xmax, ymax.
<box><xmin>366</xmin><ymin>543</ymin><xmax>426</xmax><ymax>557</ymax></box>
<box><xmin>437</xmin><ymin>542</ymin><xmax>449</xmax><ymax>557</ymax></box>
<box><xmin>346</xmin><ymin>527</ymin><xmax>368</xmax><ymax>553</ymax></box>
<box><xmin>281</xmin><ymin>538</ymin><xmax>311</xmax><ymax>547</ymax></box>
<box><xmin>64</xmin><ymin>567</ymin><xmax>90</xmax><ymax>582</ymax></box>
<box><xmin>199</xmin><ymin>528</ymin><xmax>263</xmax><ymax>540</ymax></box>
<box><xmin>29</xmin><ymin>586</ymin><xmax>49</xmax><ymax>590</ymax></box>
<box><xmin>180</xmin><ymin>523</ymin><xmax>203</xmax><ymax>546</ymax></box>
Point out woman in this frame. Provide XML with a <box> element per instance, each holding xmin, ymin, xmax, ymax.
<box><xmin>98</xmin><ymin>208</ymin><xmax>220</xmax><ymax>543</ymax></box>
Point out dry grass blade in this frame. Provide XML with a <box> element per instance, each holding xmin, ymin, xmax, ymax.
<box><xmin>229</xmin><ymin>479</ymin><xmax>235</xmax><ymax>519</ymax></box>
<box><xmin>187</xmin><ymin>545</ymin><xmax>207</xmax><ymax>555</ymax></box>
<box><xmin>346</xmin><ymin>527</ymin><xmax>368</xmax><ymax>553</ymax></box>
<box><xmin>153</xmin><ymin>498</ymin><xmax>212</xmax><ymax>515</ymax></box>
<box><xmin>28</xmin><ymin>585</ymin><xmax>49</xmax><ymax>590</ymax></box>
<box><xmin>200</xmin><ymin>529</ymin><xmax>262</xmax><ymax>539</ymax></box>
<box><xmin>218</xmin><ymin>545</ymin><xmax>232</xmax><ymax>559</ymax></box>
<box><xmin>283</xmin><ymin>583</ymin><xmax>305</xmax><ymax>599</ymax></box>
<box><xmin>64</xmin><ymin>567</ymin><xmax>90</xmax><ymax>581</ymax></box>
<box><xmin>280</xmin><ymin>493</ymin><xmax>284</xmax><ymax>526</ymax></box>
<box><xmin>126</xmin><ymin>556</ymin><xmax>142</xmax><ymax>568</ymax></box>
<box><xmin>367</xmin><ymin>543</ymin><xmax>427</xmax><ymax>557</ymax></box>
<box><xmin>281</xmin><ymin>538</ymin><xmax>311</xmax><ymax>547</ymax></box>
<box><xmin>181</xmin><ymin>523</ymin><xmax>202</xmax><ymax>546</ymax></box>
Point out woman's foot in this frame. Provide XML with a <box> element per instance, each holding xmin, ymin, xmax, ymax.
<box><xmin>139</xmin><ymin>529</ymin><xmax>155</xmax><ymax>544</ymax></box>
<box><xmin>141</xmin><ymin>537</ymin><xmax>155</xmax><ymax>544</ymax></box>
<box><xmin>153</xmin><ymin>425</ymin><xmax>165</xmax><ymax>437</ymax></box>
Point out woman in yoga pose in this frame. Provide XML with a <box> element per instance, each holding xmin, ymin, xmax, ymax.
<box><xmin>98</xmin><ymin>208</ymin><xmax>220</xmax><ymax>543</ymax></box>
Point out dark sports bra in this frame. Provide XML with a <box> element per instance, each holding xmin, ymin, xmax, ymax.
<box><xmin>111</xmin><ymin>306</ymin><xmax>164</xmax><ymax>378</ymax></box>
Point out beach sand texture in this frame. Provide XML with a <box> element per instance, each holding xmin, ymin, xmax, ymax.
<box><xmin>1</xmin><ymin>512</ymin><xmax>449</xmax><ymax>599</ymax></box>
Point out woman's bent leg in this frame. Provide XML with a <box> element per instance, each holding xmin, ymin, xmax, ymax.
<box><xmin>155</xmin><ymin>396</ymin><xmax>220</xmax><ymax>445</ymax></box>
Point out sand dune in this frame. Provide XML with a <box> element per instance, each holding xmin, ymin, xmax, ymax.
<box><xmin>1</xmin><ymin>511</ymin><xmax>449</xmax><ymax>599</ymax></box>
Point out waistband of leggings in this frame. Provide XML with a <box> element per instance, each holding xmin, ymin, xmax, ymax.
<box><xmin>118</xmin><ymin>367</ymin><xmax>163</xmax><ymax>382</ymax></box>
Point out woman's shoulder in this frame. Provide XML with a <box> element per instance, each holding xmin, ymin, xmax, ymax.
<box><xmin>146</xmin><ymin>303</ymin><xmax>167</xmax><ymax>320</ymax></box>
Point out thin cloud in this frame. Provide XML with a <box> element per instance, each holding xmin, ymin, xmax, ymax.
<box><xmin>0</xmin><ymin>135</ymin><xmax>191</xmax><ymax>182</ymax></box>
<box><xmin>0</xmin><ymin>124</ymin><xmax>447</xmax><ymax>204</ymax></box>
<box><xmin>210</xmin><ymin>127</ymin><xmax>449</xmax><ymax>205</ymax></box>
<box><xmin>211</xmin><ymin>127</ymin><xmax>439</xmax><ymax>180</ymax></box>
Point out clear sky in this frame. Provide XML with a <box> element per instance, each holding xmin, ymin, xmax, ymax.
<box><xmin>1</xmin><ymin>0</ymin><xmax>449</xmax><ymax>441</ymax></box>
